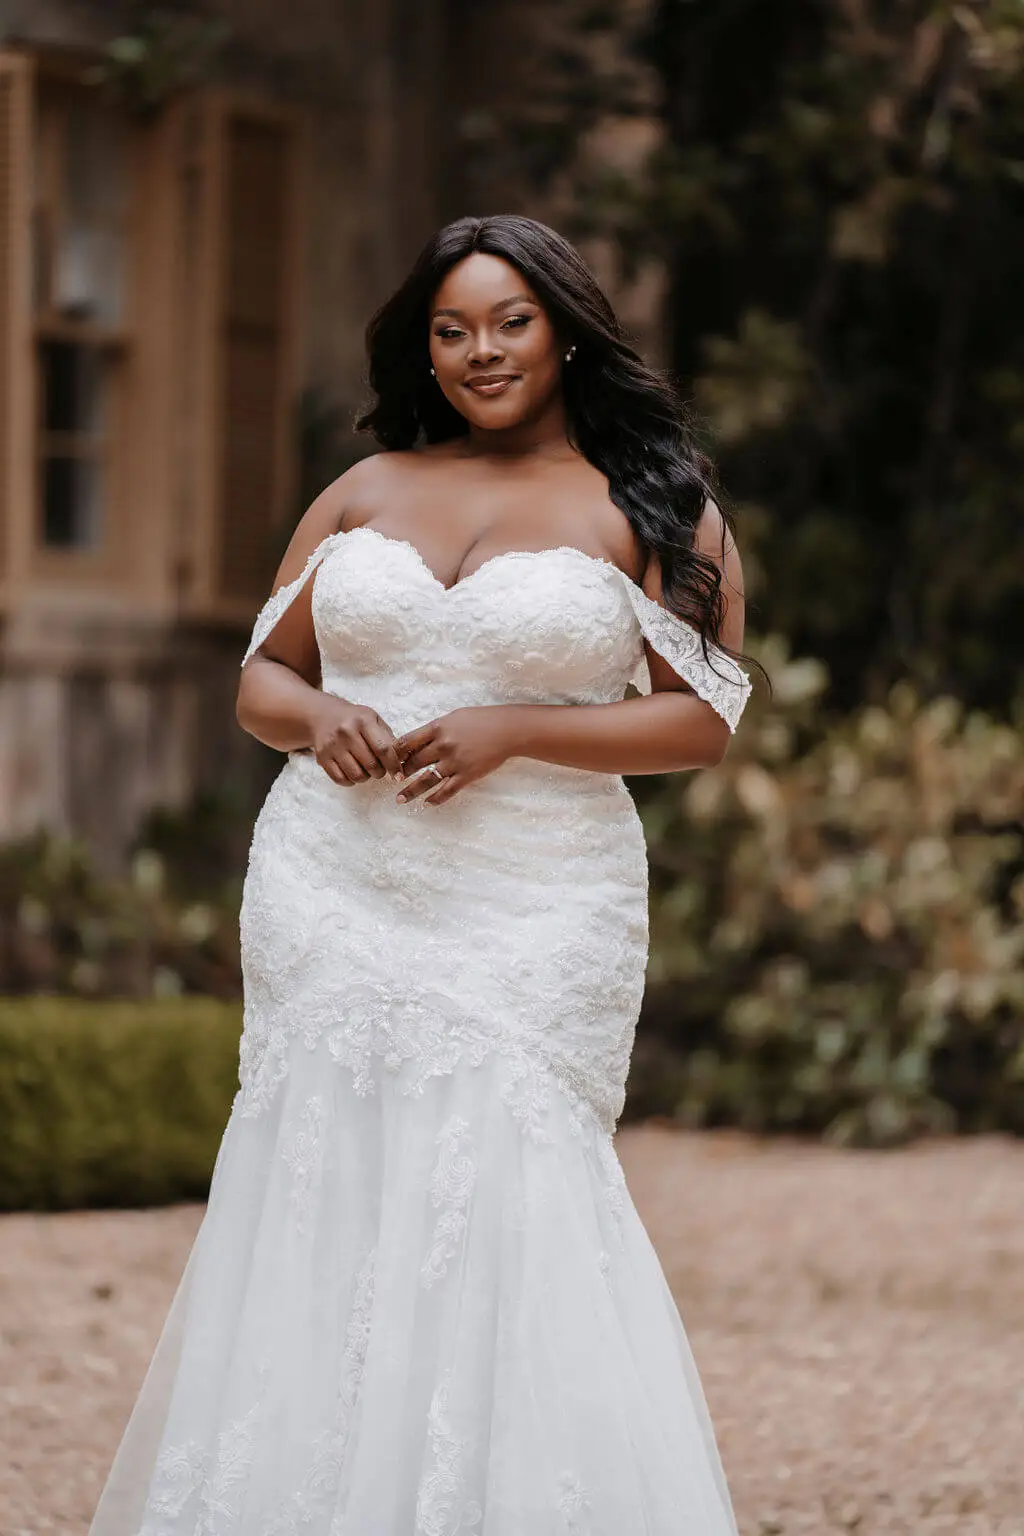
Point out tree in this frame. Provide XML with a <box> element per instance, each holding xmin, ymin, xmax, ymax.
<box><xmin>495</xmin><ymin>0</ymin><xmax>1024</xmax><ymax>712</ymax></box>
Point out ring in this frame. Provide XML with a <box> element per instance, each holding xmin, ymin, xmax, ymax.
<box><xmin>425</xmin><ymin>763</ymin><xmax>445</xmax><ymax>783</ymax></box>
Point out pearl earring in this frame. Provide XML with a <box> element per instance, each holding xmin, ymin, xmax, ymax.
<box><xmin>564</xmin><ymin>345</ymin><xmax>576</xmax><ymax>362</ymax></box>
<box><xmin>430</xmin><ymin>367</ymin><xmax>436</xmax><ymax>376</ymax></box>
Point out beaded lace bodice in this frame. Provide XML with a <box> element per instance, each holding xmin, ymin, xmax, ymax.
<box><xmin>243</xmin><ymin>523</ymin><xmax>751</xmax><ymax>733</ymax></box>
<box><xmin>232</xmin><ymin>521</ymin><xmax>752</xmax><ymax>1140</ymax></box>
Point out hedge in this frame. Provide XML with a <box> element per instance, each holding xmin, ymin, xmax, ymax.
<box><xmin>0</xmin><ymin>998</ymin><xmax>241</xmax><ymax>1211</ymax></box>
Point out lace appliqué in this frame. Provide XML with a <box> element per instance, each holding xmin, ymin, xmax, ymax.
<box><xmin>557</xmin><ymin>1469</ymin><xmax>593</xmax><ymax>1534</ymax></box>
<box><xmin>323</xmin><ymin>984</ymin><xmax>484</xmax><ymax>1100</ymax></box>
<box><xmin>596</xmin><ymin>1135</ymin><xmax>628</xmax><ymax>1239</ymax></box>
<box><xmin>415</xmin><ymin>1370</ymin><xmax>483</xmax><ymax>1535</ymax></box>
<box><xmin>267</xmin><ymin>1244</ymin><xmax>376</xmax><ymax>1535</ymax></box>
<box><xmin>281</xmin><ymin>1094</ymin><xmax>324</xmax><ymax>1235</ymax></box>
<box><xmin>421</xmin><ymin>1116</ymin><xmax>478</xmax><ymax>1289</ymax></box>
<box><xmin>619</xmin><ymin>575</ymin><xmax>752</xmax><ymax>732</ymax></box>
<box><xmin>141</xmin><ymin>1362</ymin><xmax>270</xmax><ymax>1535</ymax></box>
<box><xmin>497</xmin><ymin>1054</ymin><xmax>556</xmax><ymax>1145</ymax></box>
<box><xmin>143</xmin><ymin>1440</ymin><xmax>208</xmax><ymax>1527</ymax></box>
<box><xmin>241</xmin><ymin>532</ymin><xmax>345</xmax><ymax>667</ymax></box>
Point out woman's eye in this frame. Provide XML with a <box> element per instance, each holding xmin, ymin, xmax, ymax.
<box><xmin>501</xmin><ymin>315</ymin><xmax>530</xmax><ymax>330</ymax></box>
<box><xmin>435</xmin><ymin>327</ymin><xmax>464</xmax><ymax>340</ymax></box>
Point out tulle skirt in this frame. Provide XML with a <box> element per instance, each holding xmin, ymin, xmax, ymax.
<box><xmin>88</xmin><ymin>1032</ymin><xmax>738</xmax><ymax>1535</ymax></box>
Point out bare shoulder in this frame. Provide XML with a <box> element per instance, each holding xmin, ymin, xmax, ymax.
<box><xmin>634</xmin><ymin>505</ymin><xmax>744</xmax><ymax>675</ymax></box>
<box><xmin>262</xmin><ymin>452</ymin><xmax>397</xmax><ymax>590</ymax></box>
<box><xmin>695</xmin><ymin>499</ymin><xmax>745</xmax><ymax>617</ymax></box>
<box><xmin>638</xmin><ymin>496</ymin><xmax>745</xmax><ymax>660</ymax></box>
<box><xmin>641</xmin><ymin>497</ymin><xmax>743</xmax><ymax>595</ymax></box>
<box><xmin>322</xmin><ymin>450</ymin><xmax>426</xmax><ymax>531</ymax></box>
<box><xmin>562</xmin><ymin>455</ymin><xmax>646</xmax><ymax>579</ymax></box>
<box><xmin>693</xmin><ymin>495</ymin><xmax>741</xmax><ymax>566</ymax></box>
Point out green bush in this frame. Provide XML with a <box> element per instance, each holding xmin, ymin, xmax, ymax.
<box><xmin>0</xmin><ymin>816</ymin><xmax>243</xmax><ymax>997</ymax></box>
<box><xmin>0</xmin><ymin>998</ymin><xmax>241</xmax><ymax>1210</ymax></box>
<box><xmin>630</xmin><ymin>640</ymin><xmax>1024</xmax><ymax>1145</ymax></box>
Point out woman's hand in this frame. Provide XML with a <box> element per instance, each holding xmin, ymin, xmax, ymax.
<box><xmin>393</xmin><ymin>706</ymin><xmax>520</xmax><ymax>805</ymax></box>
<box><xmin>309</xmin><ymin>695</ymin><xmax>403</xmax><ymax>785</ymax></box>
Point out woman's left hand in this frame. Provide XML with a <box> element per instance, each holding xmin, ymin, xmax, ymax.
<box><xmin>393</xmin><ymin>706</ymin><xmax>520</xmax><ymax>805</ymax></box>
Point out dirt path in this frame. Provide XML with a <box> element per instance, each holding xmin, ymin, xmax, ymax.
<box><xmin>1</xmin><ymin>1128</ymin><xmax>1021</xmax><ymax>1535</ymax></box>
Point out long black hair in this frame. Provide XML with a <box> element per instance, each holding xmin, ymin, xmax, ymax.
<box><xmin>357</xmin><ymin>214</ymin><xmax>740</xmax><ymax>664</ymax></box>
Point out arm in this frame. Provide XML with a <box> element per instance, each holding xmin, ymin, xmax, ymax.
<box><xmin>505</xmin><ymin>692</ymin><xmax>730</xmax><ymax>776</ymax></box>
<box><xmin>235</xmin><ymin>468</ymin><xmax>403</xmax><ymax>781</ymax></box>
<box><xmin>235</xmin><ymin>479</ymin><xmax>343</xmax><ymax>752</ymax></box>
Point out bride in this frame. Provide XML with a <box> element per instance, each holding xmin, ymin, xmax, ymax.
<box><xmin>89</xmin><ymin>214</ymin><xmax>751</xmax><ymax>1535</ymax></box>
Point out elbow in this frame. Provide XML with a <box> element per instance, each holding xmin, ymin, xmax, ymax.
<box><xmin>693</xmin><ymin>717</ymin><xmax>731</xmax><ymax>769</ymax></box>
<box><xmin>662</xmin><ymin>691</ymin><xmax>732</xmax><ymax>770</ymax></box>
<box><xmin>235</xmin><ymin>671</ymin><xmax>254</xmax><ymax>736</ymax></box>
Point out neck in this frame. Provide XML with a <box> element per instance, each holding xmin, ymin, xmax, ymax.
<box><xmin>462</xmin><ymin>396</ymin><xmax>573</xmax><ymax>461</ymax></box>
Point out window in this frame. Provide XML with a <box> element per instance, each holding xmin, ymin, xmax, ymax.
<box><xmin>31</xmin><ymin>77</ymin><xmax>131</xmax><ymax>553</ymax></box>
<box><xmin>1</xmin><ymin>51</ymin><xmax>303</xmax><ymax>613</ymax></box>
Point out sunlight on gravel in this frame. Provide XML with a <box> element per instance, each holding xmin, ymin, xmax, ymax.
<box><xmin>0</xmin><ymin>1128</ymin><xmax>1021</xmax><ymax>1536</ymax></box>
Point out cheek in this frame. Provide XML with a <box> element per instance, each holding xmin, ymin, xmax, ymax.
<box><xmin>433</xmin><ymin>348</ymin><xmax>466</xmax><ymax>386</ymax></box>
<box><xmin>515</xmin><ymin>327</ymin><xmax>560</xmax><ymax>381</ymax></box>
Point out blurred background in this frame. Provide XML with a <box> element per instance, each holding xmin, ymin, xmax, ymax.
<box><xmin>0</xmin><ymin>5</ymin><xmax>1022</xmax><ymax>1533</ymax></box>
<box><xmin>0</xmin><ymin>0</ymin><xmax>1021</xmax><ymax>1192</ymax></box>
<box><xmin>0</xmin><ymin>0</ymin><xmax>1022</xmax><ymax>1187</ymax></box>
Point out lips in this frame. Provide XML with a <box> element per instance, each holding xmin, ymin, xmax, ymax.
<box><xmin>463</xmin><ymin>374</ymin><xmax>520</xmax><ymax>397</ymax></box>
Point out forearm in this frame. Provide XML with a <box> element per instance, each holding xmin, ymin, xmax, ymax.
<box><xmin>507</xmin><ymin>694</ymin><xmax>730</xmax><ymax>775</ymax></box>
<box><xmin>236</xmin><ymin>657</ymin><xmax>328</xmax><ymax>753</ymax></box>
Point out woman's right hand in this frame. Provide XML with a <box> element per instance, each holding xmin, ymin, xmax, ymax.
<box><xmin>307</xmin><ymin>695</ymin><xmax>403</xmax><ymax>785</ymax></box>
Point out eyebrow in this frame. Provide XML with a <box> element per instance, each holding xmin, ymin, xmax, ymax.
<box><xmin>431</xmin><ymin>294</ymin><xmax>538</xmax><ymax>320</ymax></box>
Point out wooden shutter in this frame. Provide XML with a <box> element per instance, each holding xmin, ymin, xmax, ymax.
<box><xmin>193</xmin><ymin>94</ymin><xmax>304</xmax><ymax>614</ymax></box>
<box><xmin>0</xmin><ymin>52</ymin><xmax>33</xmax><ymax>592</ymax></box>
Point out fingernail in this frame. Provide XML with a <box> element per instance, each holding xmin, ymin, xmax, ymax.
<box><xmin>396</xmin><ymin>793</ymin><xmax>407</xmax><ymax>804</ymax></box>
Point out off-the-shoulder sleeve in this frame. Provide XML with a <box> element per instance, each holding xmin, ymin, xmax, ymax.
<box><xmin>241</xmin><ymin>532</ymin><xmax>346</xmax><ymax>667</ymax></box>
<box><xmin>620</xmin><ymin>576</ymin><xmax>752</xmax><ymax>732</ymax></box>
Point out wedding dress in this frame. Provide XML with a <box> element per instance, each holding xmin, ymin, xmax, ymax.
<box><xmin>88</xmin><ymin>523</ymin><xmax>751</xmax><ymax>1536</ymax></box>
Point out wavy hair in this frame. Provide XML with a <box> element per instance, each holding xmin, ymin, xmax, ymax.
<box><xmin>356</xmin><ymin>214</ymin><xmax>742</xmax><ymax>666</ymax></box>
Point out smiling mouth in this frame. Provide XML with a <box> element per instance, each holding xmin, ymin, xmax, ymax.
<box><xmin>463</xmin><ymin>375</ymin><xmax>520</xmax><ymax>397</ymax></box>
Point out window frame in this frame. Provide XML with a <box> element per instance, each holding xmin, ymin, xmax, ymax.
<box><xmin>29</xmin><ymin>62</ymin><xmax>138</xmax><ymax>578</ymax></box>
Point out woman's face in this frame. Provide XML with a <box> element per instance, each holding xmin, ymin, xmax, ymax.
<box><xmin>428</xmin><ymin>253</ymin><xmax>565</xmax><ymax>432</ymax></box>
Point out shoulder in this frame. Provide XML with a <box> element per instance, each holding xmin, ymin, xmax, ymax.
<box><xmin>695</xmin><ymin>497</ymin><xmax>744</xmax><ymax>612</ymax></box>
<box><xmin>693</xmin><ymin>496</ymin><xmax>740</xmax><ymax>565</ymax></box>
<box><xmin>560</xmin><ymin>456</ymin><xmax>647</xmax><ymax>580</ymax></box>
<box><xmin>639</xmin><ymin>496</ymin><xmax>746</xmax><ymax>661</ymax></box>
<box><xmin>264</xmin><ymin>451</ymin><xmax>412</xmax><ymax>590</ymax></box>
<box><xmin>311</xmin><ymin>449</ymin><xmax>426</xmax><ymax>532</ymax></box>
<box><xmin>641</xmin><ymin>496</ymin><xmax>744</xmax><ymax>602</ymax></box>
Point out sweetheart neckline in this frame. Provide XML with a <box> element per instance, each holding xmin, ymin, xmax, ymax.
<box><xmin>246</xmin><ymin>519</ymin><xmax>752</xmax><ymax>728</ymax></box>
<box><xmin>339</xmin><ymin>523</ymin><xmax>633</xmax><ymax>595</ymax></box>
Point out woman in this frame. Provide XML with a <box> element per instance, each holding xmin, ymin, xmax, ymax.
<box><xmin>89</xmin><ymin>215</ymin><xmax>751</xmax><ymax>1536</ymax></box>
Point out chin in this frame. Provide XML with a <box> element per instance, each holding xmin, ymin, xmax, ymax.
<box><xmin>463</xmin><ymin>401</ymin><xmax>532</xmax><ymax>431</ymax></box>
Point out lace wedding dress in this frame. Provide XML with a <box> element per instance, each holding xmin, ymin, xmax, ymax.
<box><xmin>88</xmin><ymin>524</ymin><xmax>751</xmax><ymax>1536</ymax></box>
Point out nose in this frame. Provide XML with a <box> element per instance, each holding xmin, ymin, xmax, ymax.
<box><xmin>467</xmin><ymin>330</ymin><xmax>504</xmax><ymax>366</ymax></box>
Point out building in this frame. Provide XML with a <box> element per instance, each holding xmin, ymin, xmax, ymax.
<box><xmin>0</xmin><ymin>0</ymin><xmax>662</xmax><ymax>864</ymax></box>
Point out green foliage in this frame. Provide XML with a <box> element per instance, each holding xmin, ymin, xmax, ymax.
<box><xmin>0</xmin><ymin>998</ymin><xmax>240</xmax><ymax>1210</ymax></box>
<box><xmin>631</xmin><ymin>641</ymin><xmax>1024</xmax><ymax>1145</ymax></box>
<box><xmin>503</xmin><ymin>0</ymin><xmax>1024</xmax><ymax>713</ymax></box>
<box><xmin>0</xmin><ymin>811</ymin><xmax>244</xmax><ymax>998</ymax></box>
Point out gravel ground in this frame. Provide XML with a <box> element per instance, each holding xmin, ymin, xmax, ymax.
<box><xmin>1</xmin><ymin>1127</ymin><xmax>1021</xmax><ymax>1536</ymax></box>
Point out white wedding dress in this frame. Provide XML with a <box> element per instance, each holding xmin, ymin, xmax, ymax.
<box><xmin>88</xmin><ymin>524</ymin><xmax>751</xmax><ymax>1536</ymax></box>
